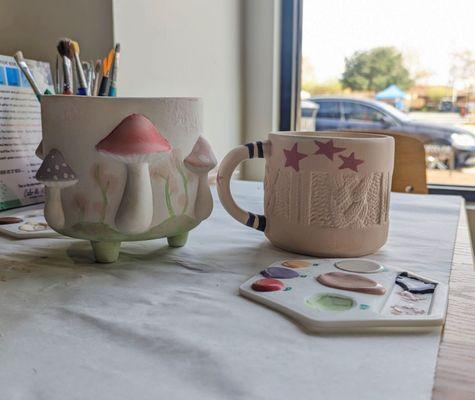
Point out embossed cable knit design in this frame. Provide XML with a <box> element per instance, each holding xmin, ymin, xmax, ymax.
<box><xmin>311</xmin><ymin>172</ymin><xmax>387</xmax><ymax>228</ymax></box>
<box><xmin>266</xmin><ymin>169</ymin><xmax>291</xmax><ymax>219</ymax></box>
<box><xmin>309</xmin><ymin>172</ymin><xmax>330</xmax><ymax>225</ymax></box>
<box><xmin>267</xmin><ymin>169</ymin><xmax>388</xmax><ymax>228</ymax></box>
<box><xmin>310</xmin><ymin>172</ymin><xmax>385</xmax><ymax>228</ymax></box>
<box><xmin>264</xmin><ymin>164</ymin><xmax>277</xmax><ymax>212</ymax></box>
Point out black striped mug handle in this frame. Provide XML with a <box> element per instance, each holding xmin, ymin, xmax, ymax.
<box><xmin>216</xmin><ymin>140</ymin><xmax>269</xmax><ymax>232</ymax></box>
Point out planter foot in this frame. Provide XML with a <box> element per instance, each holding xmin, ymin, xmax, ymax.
<box><xmin>90</xmin><ymin>241</ymin><xmax>121</xmax><ymax>263</ymax></box>
<box><xmin>167</xmin><ymin>232</ymin><xmax>188</xmax><ymax>247</ymax></box>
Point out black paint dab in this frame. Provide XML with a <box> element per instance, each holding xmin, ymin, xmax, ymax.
<box><xmin>395</xmin><ymin>272</ymin><xmax>437</xmax><ymax>294</ymax></box>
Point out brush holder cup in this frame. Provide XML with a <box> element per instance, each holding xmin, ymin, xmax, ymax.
<box><xmin>217</xmin><ymin>131</ymin><xmax>394</xmax><ymax>257</ymax></box>
<box><xmin>38</xmin><ymin>96</ymin><xmax>216</xmax><ymax>263</ymax></box>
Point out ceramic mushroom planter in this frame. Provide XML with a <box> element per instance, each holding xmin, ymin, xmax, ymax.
<box><xmin>38</xmin><ymin>96</ymin><xmax>216</xmax><ymax>263</ymax></box>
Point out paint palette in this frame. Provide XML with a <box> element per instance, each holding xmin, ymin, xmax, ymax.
<box><xmin>0</xmin><ymin>210</ymin><xmax>58</xmax><ymax>238</ymax></box>
<box><xmin>240</xmin><ymin>259</ymin><xmax>448</xmax><ymax>332</ymax></box>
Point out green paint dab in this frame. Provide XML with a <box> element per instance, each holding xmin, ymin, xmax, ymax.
<box><xmin>306</xmin><ymin>294</ymin><xmax>354</xmax><ymax>312</ymax></box>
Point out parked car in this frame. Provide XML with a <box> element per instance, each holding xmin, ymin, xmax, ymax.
<box><xmin>306</xmin><ymin>96</ymin><xmax>475</xmax><ymax>168</ymax></box>
<box><xmin>439</xmin><ymin>99</ymin><xmax>455</xmax><ymax>112</ymax></box>
<box><xmin>300</xmin><ymin>100</ymin><xmax>318</xmax><ymax>130</ymax></box>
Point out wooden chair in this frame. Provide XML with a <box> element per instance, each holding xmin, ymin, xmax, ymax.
<box><xmin>342</xmin><ymin>130</ymin><xmax>428</xmax><ymax>194</ymax></box>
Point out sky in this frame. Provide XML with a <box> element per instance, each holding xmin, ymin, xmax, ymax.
<box><xmin>302</xmin><ymin>0</ymin><xmax>475</xmax><ymax>85</ymax></box>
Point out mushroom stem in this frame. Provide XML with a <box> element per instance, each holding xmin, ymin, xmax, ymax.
<box><xmin>115</xmin><ymin>162</ymin><xmax>153</xmax><ymax>234</ymax></box>
<box><xmin>44</xmin><ymin>187</ymin><xmax>65</xmax><ymax>230</ymax></box>
<box><xmin>194</xmin><ymin>174</ymin><xmax>213</xmax><ymax>221</ymax></box>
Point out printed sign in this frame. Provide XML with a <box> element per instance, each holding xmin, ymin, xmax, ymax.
<box><xmin>0</xmin><ymin>55</ymin><xmax>53</xmax><ymax>210</ymax></box>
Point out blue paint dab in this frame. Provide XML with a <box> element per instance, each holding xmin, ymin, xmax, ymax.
<box><xmin>360</xmin><ymin>304</ymin><xmax>370</xmax><ymax>310</ymax></box>
<box><xmin>284</xmin><ymin>287</ymin><xmax>292</xmax><ymax>291</ymax></box>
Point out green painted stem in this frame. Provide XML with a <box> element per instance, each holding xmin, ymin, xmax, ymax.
<box><xmin>93</xmin><ymin>164</ymin><xmax>109</xmax><ymax>223</ymax></box>
<box><xmin>164</xmin><ymin>177</ymin><xmax>176</xmax><ymax>217</ymax></box>
<box><xmin>176</xmin><ymin>164</ymin><xmax>189</xmax><ymax>214</ymax></box>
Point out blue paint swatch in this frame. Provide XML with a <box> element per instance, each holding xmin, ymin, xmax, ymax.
<box><xmin>0</xmin><ymin>67</ymin><xmax>6</xmax><ymax>85</ymax></box>
<box><xmin>6</xmin><ymin>67</ymin><xmax>20</xmax><ymax>86</ymax></box>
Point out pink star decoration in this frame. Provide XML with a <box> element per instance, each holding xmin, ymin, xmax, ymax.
<box><xmin>283</xmin><ymin>143</ymin><xmax>307</xmax><ymax>172</ymax></box>
<box><xmin>314</xmin><ymin>139</ymin><xmax>345</xmax><ymax>160</ymax></box>
<box><xmin>338</xmin><ymin>152</ymin><xmax>364</xmax><ymax>172</ymax></box>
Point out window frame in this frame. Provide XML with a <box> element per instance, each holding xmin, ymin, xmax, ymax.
<box><xmin>279</xmin><ymin>0</ymin><xmax>474</xmax><ymax>200</ymax></box>
<box><xmin>279</xmin><ymin>0</ymin><xmax>303</xmax><ymax>131</ymax></box>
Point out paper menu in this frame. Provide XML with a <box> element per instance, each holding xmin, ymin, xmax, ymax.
<box><xmin>0</xmin><ymin>54</ymin><xmax>53</xmax><ymax>210</ymax></box>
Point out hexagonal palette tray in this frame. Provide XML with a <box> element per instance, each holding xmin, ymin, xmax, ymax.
<box><xmin>239</xmin><ymin>259</ymin><xmax>448</xmax><ymax>333</ymax></box>
<box><xmin>0</xmin><ymin>210</ymin><xmax>58</xmax><ymax>238</ymax></box>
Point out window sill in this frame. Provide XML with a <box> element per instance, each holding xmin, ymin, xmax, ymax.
<box><xmin>428</xmin><ymin>184</ymin><xmax>475</xmax><ymax>202</ymax></box>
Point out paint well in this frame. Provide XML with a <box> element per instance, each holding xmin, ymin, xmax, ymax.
<box><xmin>306</xmin><ymin>293</ymin><xmax>354</xmax><ymax>311</ymax></box>
<box><xmin>251</xmin><ymin>278</ymin><xmax>284</xmax><ymax>292</ymax></box>
<box><xmin>281</xmin><ymin>260</ymin><xmax>311</xmax><ymax>269</ymax></box>
<box><xmin>0</xmin><ymin>217</ymin><xmax>22</xmax><ymax>225</ymax></box>
<box><xmin>261</xmin><ymin>266</ymin><xmax>299</xmax><ymax>279</ymax></box>
<box><xmin>18</xmin><ymin>222</ymin><xmax>48</xmax><ymax>231</ymax></box>
<box><xmin>395</xmin><ymin>273</ymin><xmax>437</xmax><ymax>294</ymax></box>
<box><xmin>334</xmin><ymin>259</ymin><xmax>383</xmax><ymax>273</ymax></box>
<box><xmin>317</xmin><ymin>272</ymin><xmax>386</xmax><ymax>295</ymax></box>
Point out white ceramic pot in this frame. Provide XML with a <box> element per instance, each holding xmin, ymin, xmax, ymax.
<box><xmin>37</xmin><ymin>96</ymin><xmax>216</xmax><ymax>263</ymax></box>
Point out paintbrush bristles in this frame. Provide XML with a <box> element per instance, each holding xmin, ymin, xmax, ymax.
<box><xmin>102</xmin><ymin>49</ymin><xmax>114</xmax><ymax>76</ymax></box>
<box><xmin>94</xmin><ymin>59</ymin><xmax>102</xmax><ymax>73</ymax></box>
<box><xmin>71</xmin><ymin>41</ymin><xmax>80</xmax><ymax>55</ymax></box>
<box><xmin>57</xmin><ymin>38</ymin><xmax>73</xmax><ymax>59</ymax></box>
<box><xmin>13</xmin><ymin>51</ymin><xmax>24</xmax><ymax>61</ymax></box>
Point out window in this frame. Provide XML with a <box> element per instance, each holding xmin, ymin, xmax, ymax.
<box><xmin>317</xmin><ymin>102</ymin><xmax>340</xmax><ymax>119</ymax></box>
<box><xmin>343</xmin><ymin>103</ymin><xmax>386</xmax><ymax>124</ymax></box>
<box><xmin>281</xmin><ymin>0</ymin><xmax>475</xmax><ymax>197</ymax></box>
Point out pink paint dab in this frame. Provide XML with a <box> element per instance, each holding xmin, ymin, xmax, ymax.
<box><xmin>252</xmin><ymin>278</ymin><xmax>284</xmax><ymax>292</ymax></box>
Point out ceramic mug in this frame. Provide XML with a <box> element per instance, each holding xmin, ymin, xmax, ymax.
<box><xmin>38</xmin><ymin>96</ymin><xmax>216</xmax><ymax>263</ymax></box>
<box><xmin>217</xmin><ymin>131</ymin><xmax>394</xmax><ymax>257</ymax></box>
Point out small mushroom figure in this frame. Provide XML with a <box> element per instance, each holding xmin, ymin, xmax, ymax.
<box><xmin>96</xmin><ymin>114</ymin><xmax>172</xmax><ymax>234</ymax></box>
<box><xmin>35</xmin><ymin>140</ymin><xmax>44</xmax><ymax>160</ymax></box>
<box><xmin>184</xmin><ymin>136</ymin><xmax>217</xmax><ymax>221</ymax></box>
<box><xmin>35</xmin><ymin>149</ymin><xmax>78</xmax><ymax>230</ymax></box>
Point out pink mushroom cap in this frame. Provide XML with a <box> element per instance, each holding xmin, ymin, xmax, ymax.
<box><xmin>95</xmin><ymin>114</ymin><xmax>172</xmax><ymax>163</ymax></box>
<box><xmin>183</xmin><ymin>136</ymin><xmax>217</xmax><ymax>174</ymax></box>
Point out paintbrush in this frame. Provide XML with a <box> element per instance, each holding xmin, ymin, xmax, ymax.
<box><xmin>57</xmin><ymin>39</ymin><xmax>73</xmax><ymax>95</ymax></box>
<box><xmin>13</xmin><ymin>51</ymin><xmax>52</xmax><ymax>100</ymax></box>
<box><xmin>108</xmin><ymin>43</ymin><xmax>120</xmax><ymax>96</ymax></box>
<box><xmin>82</xmin><ymin>61</ymin><xmax>92</xmax><ymax>94</ymax></box>
<box><xmin>92</xmin><ymin>59</ymin><xmax>102</xmax><ymax>96</ymax></box>
<box><xmin>98</xmin><ymin>49</ymin><xmax>114</xmax><ymax>96</ymax></box>
<box><xmin>69</xmin><ymin>40</ymin><xmax>89</xmax><ymax>95</ymax></box>
<box><xmin>55</xmin><ymin>55</ymin><xmax>62</xmax><ymax>94</ymax></box>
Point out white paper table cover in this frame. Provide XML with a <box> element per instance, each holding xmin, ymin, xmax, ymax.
<box><xmin>0</xmin><ymin>181</ymin><xmax>462</xmax><ymax>400</ymax></box>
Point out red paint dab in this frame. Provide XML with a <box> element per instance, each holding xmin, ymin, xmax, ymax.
<box><xmin>251</xmin><ymin>278</ymin><xmax>284</xmax><ymax>292</ymax></box>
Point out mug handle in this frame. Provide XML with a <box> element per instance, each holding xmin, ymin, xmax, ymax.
<box><xmin>217</xmin><ymin>140</ymin><xmax>270</xmax><ymax>232</ymax></box>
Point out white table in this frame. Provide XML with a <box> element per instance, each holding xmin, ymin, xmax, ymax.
<box><xmin>0</xmin><ymin>181</ymin><xmax>466</xmax><ymax>400</ymax></box>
